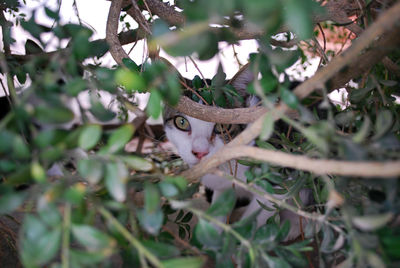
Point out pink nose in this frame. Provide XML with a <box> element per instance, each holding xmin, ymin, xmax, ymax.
<box><xmin>192</xmin><ymin>150</ymin><xmax>209</xmax><ymax>160</ymax></box>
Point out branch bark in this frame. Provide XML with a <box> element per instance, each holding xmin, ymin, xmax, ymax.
<box><xmin>106</xmin><ymin>0</ymin><xmax>130</xmax><ymax>65</ymax></box>
<box><xmin>182</xmin><ymin>146</ymin><xmax>400</xmax><ymax>180</ymax></box>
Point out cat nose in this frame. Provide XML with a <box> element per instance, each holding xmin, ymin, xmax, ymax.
<box><xmin>192</xmin><ymin>150</ymin><xmax>209</xmax><ymax>160</ymax></box>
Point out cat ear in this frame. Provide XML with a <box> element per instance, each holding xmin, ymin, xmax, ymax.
<box><xmin>229</xmin><ymin>63</ymin><xmax>254</xmax><ymax>95</ymax></box>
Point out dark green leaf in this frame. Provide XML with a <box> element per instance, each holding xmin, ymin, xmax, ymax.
<box><xmin>207</xmin><ymin>189</ymin><xmax>236</xmax><ymax>217</ymax></box>
<box><xmin>194</xmin><ymin>219</ymin><xmax>221</xmax><ymax>248</ymax></box>
<box><xmin>34</xmin><ymin>105</ymin><xmax>74</xmax><ymax>124</ymax></box>
<box><xmin>142</xmin><ymin>240</ymin><xmax>180</xmax><ymax>259</ymax></box>
<box><xmin>280</xmin><ymin>87</ymin><xmax>299</xmax><ymax>109</ymax></box>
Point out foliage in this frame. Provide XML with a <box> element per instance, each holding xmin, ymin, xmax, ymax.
<box><xmin>0</xmin><ymin>0</ymin><xmax>399</xmax><ymax>267</ymax></box>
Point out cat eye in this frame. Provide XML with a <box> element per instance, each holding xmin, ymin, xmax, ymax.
<box><xmin>213</xmin><ymin>123</ymin><xmax>232</xmax><ymax>134</ymax></box>
<box><xmin>174</xmin><ymin>116</ymin><xmax>191</xmax><ymax>131</ymax></box>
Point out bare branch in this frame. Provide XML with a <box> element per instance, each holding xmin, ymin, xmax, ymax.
<box><xmin>106</xmin><ymin>0</ymin><xmax>130</xmax><ymax>65</ymax></box>
<box><xmin>183</xmin><ymin>146</ymin><xmax>400</xmax><ymax>180</ymax></box>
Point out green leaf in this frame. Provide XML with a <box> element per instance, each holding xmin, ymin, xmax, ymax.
<box><xmin>78</xmin><ymin>159</ymin><xmax>103</xmax><ymax>184</ymax></box>
<box><xmin>144</xmin><ymin>182</ymin><xmax>160</xmax><ymax>213</ymax></box>
<box><xmin>89</xmin><ymin>97</ymin><xmax>116</xmax><ymax>122</ymax></box>
<box><xmin>12</xmin><ymin>135</ymin><xmax>30</xmax><ymax>159</ymax></box>
<box><xmin>35</xmin><ymin>105</ymin><xmax>75</xmax><ymax>124</ymax></box>
<box><xmin>121</xmin><ymin>155</ymin><xmax>153</xmax><ymax>171</ymax></box>
<box><xmin>280</xmin><ymin>87</ymin><xmax>298</xmax><ymax>109</ymax></box>
<box><xmin>79</xmin><ymin>124</ymin><xmax>102</xmax><ymax>150</ymax></box>
<box><xmin>159</xmin><ymin>181</ymin><xmax>179</xmax><ymax>197</ymax></box>
<box><xmin>64</xmin><ymin>77</ymin><xmax>87</xmax><ymax>96</ymax></box>
<box><xmin>72</xmin><ymin>224</ymin><xmax>116</xmax><ymax>251</ymax></box>
<box><xmin>105</xmin><ymin>162</ymin><xmax>127</xmax><ymax>202</ymax></box>
<box><xmin>31</xmin><ymin>161</ymin><xmax>46</xmax><ymax>183</ymax></box>
<box><xmin>207</xmin><ymin>189</ymin><xmax>236</xmax><ymax>217</ymax></box>
<box><xmin>284</xmin><ymin>0</ymin><xmax>312</xmax><ymax>39</ymax></box>
<box><xmin>254</xmin><ymin>223</ymin><xmax>279</xmax><ymax>243</ymax></box>
<box><xmin>137</xmin><ymin>208</ymin><xmax>164</xmax><ymax>235</ymax></box>
<box><xmin>103</xmin><ymin>124</ymin><xmax>135</xmax><ymax>154</ymax></box>
<box><xmin>0</xmin><ymin>190</ymin><xmax>26</xmax><ymax>214</ymax></box>
<box><xmin>194</xmin><ymin>219</ymin><xmax>221</xmax><ymax>248</ymax></box>
<box><xmin>122</xmin><ymin>58</ymin><xmax>140</xmax><ymax>72</ymax></box>
<box><xmin>142</xmin><ymin>240</ymin><xmax>180</xmax><ymax>259</ymax></box>
<box><xmin>162</xmin><ymin>257</ymin><xmax>204</xmax><ymax>268</ymax></box>
<box><xmin>260</xmin><ymin>112</ymin><xmax>274</xmax><ymax>140</ymax></box>
<box><xmin>115</xmin><ymin>68</ymin><xmax>146</xmax><ymax>93</ymax></box>
<box><xmin>25</xmin><ymin>39</ymin><xmax>43</xmax><ymax>54</ymax></box>
<box><xmin>352</xmin><ymin>116</ymin><xmax>371</xmax><ymax>143</ymax></box>
<box><xmin>21</xmin><ymin>218</ymin><xmax>61</xmax><ymax>268</ymax></box>
<box><xmin>374</xmin><ymin>109</ymin><xmax>393</xmax><ymax>139</ymax></box>
<box><xmin>147</xmin><ymin>90</ymin><xmax>162</xmax><ymax>118</ymax></box>
<box><xmin>70</xmin><ymin>249</ymin><xmax>110</xmax><ymax>266</ymax></box>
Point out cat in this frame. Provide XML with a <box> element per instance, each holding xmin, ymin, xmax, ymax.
<box><xmin>164</xmin><ymin>65</ymin><xmax>312</xmax><ymax>241</ymax></box>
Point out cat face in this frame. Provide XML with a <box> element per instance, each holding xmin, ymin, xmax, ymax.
<box><xmin>163</xmin><ymin>64</ymin><xmax>255</xmax><ymax>166</ymax></box>
<box><xmin>164</xmin><ymin>112</ymin><xmax>227</xmax><ymax>166</ymax></box>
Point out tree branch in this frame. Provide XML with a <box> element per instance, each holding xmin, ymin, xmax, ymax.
<box><xmin>182</xmin><ymin>146</ymin><xmax>400</xmax><ymax>180</ymax></box>
<box><xmin>106</xmin><ymin>0</ymin><xmax>130</xmax><ymax>65</ymax></box>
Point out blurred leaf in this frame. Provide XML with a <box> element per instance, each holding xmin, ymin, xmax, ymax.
<box><xmin>366</xmin><ymin>251</ymin><xmax>386</xmax><ymax>268</ymax></box>
<box><xmin>79</xmin><ymin>124</ymin><xmax>102</xmax><ymax>150</ymax></box>
<box><xmin>105</xmin><ymin>162</ymin><xmax>127</xmax><ymax>202</ymax></box>
<box><xmin>144</xmin><ymin>182</ymin><xmax>160</xmax><ymax>213</ymax></box>
<box><xmin>194</xmin><ymin>219</ymin><xmax>221</xmax><ymax>248</ymax></box>
<box><xmin>103</xmin><ymin>124</ymin><xmax>135</xmax><ymax>154</ymax></box>
<box><xmin>147</xmin><ymin>90</ymin><xmax>162</xmax><ymax>118</ymax></box>
<box><xmin>122</xmin><ymin>58</ymin><xmax>140</xmax><ymax>72</ymax></box>
<box><xmin>25</xmin><ymin>39</ymin><xmax>43</xmax><ymax>54</ymax></box>
<box><xmin>72</xmin><ymin>224</ymin><xmax>116</xmax><ymax>251</ymax></box>
<box><xmin>280</xmin><ymin>87</ymin><xmax>298</xmax><ymax>109</ymax></box>
<box><xmin>374</xmin><ymin>109</ymin><xmax>393</xmax><ymax>139</ymax></box>
<box><xmin>64</xmin><ymin>77</ymin><xmax>87</xmax><ymax>96</ymax></box>
<box><xmin>44</xmin><ymin>7</ymin><xmax>59</xmax><ymax>20</ymax></box>
<box><xmin>207</xmin><ymin>189</ymin><xmax>236</xmax><ymax>217</ymax></box>
<box><xmin>21</xmin><ymin>216</ymin><xmax>61</xmax><ymax>268</ymax></box>
<box><xmin>0</xmin><ymin>189</ymin><xmax>26</xmax><ymax>214</ymax></box>
<box><xmin>264</xmin><ymin>256</ymin><xmax>291</xmax><ymax>268</ymax></box>
<box><xmin>12</xmin><ymin>135</ymin><xmax>30</xmax><ymax>159</ymax></box>
<box><xmin>31</xmin><ymin>161</ymin><xmax>46</xmax><ymax>183</ymax></box>
<box><xmin>162</xmin><ymin>257</ymin><xmax>204</xmax><ymax>268</ymax></box>
<box><xmin>70</xmin><ymin>249</ymin><xmax>110</xmax><ymax>266</ymax></box>
<box><xmin>115</xmin><ymin>68</ymin><xmax>146</xmax><ymax>93</ymax></box>
<box><xmin>260</xmin><ymin>113</ymin><xmax>274</xmax><ymax>140</ymax></box>
<box><xmin>284</xmin><ymin>0</ymin><xmax>313</xmax><ymax>39</ymax></box>
<box><xmin>352</xmin><ymin>116</ymin><xmax>371</xmax><ymax>143</ymax></box>
<box><xmin>121</xmin><ymin>155</ymin><xmax>153</xmax><ymax>171</ymax></box>
<box><xmin>159</xmin><ymin>181</ymin><xmax>179</xmax><ymax>197</ymax></box>
<box><xmin>35</xmin><ymin>105</ymin><xmax>74</xmax><ymax>124</ymax></box>
<box><xmin>349</xmin><ymin>86</ymin><xmax>373</xmax><ymax>103</ymax></box>
<box><xmin>142</xmin><ymin>240</ymin><xmax>180</xmax><ymax>259</ymax></box>
<box><xmin>89</xmin><ymin>96</ymin><xmax>116</xmax><ymax>122</ymax></box>
<box><xmin>352</xmin><ymin>213</ymin><xmax>393</xmax><ymax>231</ymax></box>
<box><xmin>137</xmin><ymin>208</ymin><xmax>164</xmax><ymax>235</ymax></box>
